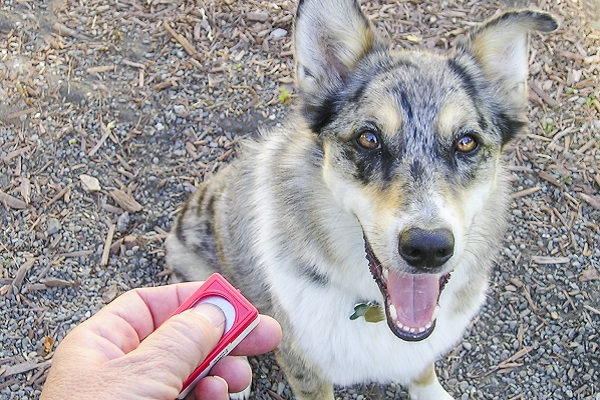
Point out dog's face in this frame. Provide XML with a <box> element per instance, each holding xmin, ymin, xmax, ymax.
<box><xmin>294</xmin><ymin>0</ymin><xmax>557</xmax><ymax>341</ymax></box>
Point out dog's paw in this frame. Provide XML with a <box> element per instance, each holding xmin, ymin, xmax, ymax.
<box><xmin>408</xmin><ymin>380</ymin><xmax>454</xmax><ymax>400</ymax></box>
<box><xmin>229</xmin><ymin>384</ymin><xmax>251</xmax><ymax>400</ymax></box>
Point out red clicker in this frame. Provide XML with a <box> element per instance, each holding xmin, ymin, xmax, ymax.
<box><xmin>167</xmin><ymin>273</ymin><xmax>260</xmax><ymax>399</ymax></box>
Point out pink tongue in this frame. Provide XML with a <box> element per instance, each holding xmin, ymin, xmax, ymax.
<box><xmin>387</xmin><ymin>270</ymin><xmax>439</xmax><ymax>328</ymax></box>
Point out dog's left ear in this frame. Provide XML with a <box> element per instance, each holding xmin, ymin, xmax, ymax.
<box><xmin>459</xmin><ymin>11</ymin><xmax>558</xmax><ymax>142</ymax></box>
<box><xmin>293</xmin><ymin>0</ymin><xmax>383</xmax><ymax>97</ymax></box>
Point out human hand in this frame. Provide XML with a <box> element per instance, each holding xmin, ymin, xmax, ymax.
<box><xmin>40</xmin><ymin>282</ymin><xmax>282</xmax><ymax>400</ymax></box>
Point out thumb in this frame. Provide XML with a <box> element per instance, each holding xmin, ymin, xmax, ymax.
<box><xmin>123</xmin><ymin>303</ymin><xmax>226</xmax><ymax>386</ymax></box>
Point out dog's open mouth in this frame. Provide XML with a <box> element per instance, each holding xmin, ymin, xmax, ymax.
<box><xmin>364</xmin><ymin>237</ymin><xmax>450</xmax><ymax>341</ymax></box>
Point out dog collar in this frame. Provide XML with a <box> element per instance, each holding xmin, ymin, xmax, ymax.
<box><xmin>350</xmin><ymin>301</ymin><xmax>385</xmax><ymax>323</ymax></box>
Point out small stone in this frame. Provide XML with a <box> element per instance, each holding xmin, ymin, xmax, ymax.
<box><xmin>116</xmin><ymin>212</ymin><xmax>130</xmax><ymax>232</ymax></box>
<box><xmin>173</xmin><ymin>104</ymin><xmax>186</xmax><ymax>115</ymax></box>
<box><xmin>270</xmin><ymin>28</ymin><xmax>288</xmax><ymax>38</ymax></box>
<box><xmin>46</xmin><ymin>218</ymin><xmax>61</xmax><ymax>235</ymax></box>
<box><xmin>277</xmin><ymin>382</ymin><xmax>285</xmax><ymax>395</ymax></box>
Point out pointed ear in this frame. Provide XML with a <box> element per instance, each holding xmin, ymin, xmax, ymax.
<box><xmin>461</xmin><ymin>10</ymin><xmax>558</xmax><ymax>141</ymax></box>
<box><xmin>294</xmin><ymin>0</ymin><xmax>382</xmax><ymax>96</ymax></box>
<box><xmin>469</xmin><ymin>11</ymin><xmax>558</xmax><ymax>103</ymax></box>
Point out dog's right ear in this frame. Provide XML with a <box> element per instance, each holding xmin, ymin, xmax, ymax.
<box><xmin>294</xmin><ymin>0</ymin><xmax>380</xmax><ymax>97</ymax></box>
<box><xmin>458</xmin><ymin>11</ymin><xmax>558</xmax><ymax>143</ymax></box>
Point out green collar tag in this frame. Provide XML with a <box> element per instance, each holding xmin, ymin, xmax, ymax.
<box><xmin>350</xmin><ymin>302</ymin><xmax>385</xmax><ymax>323</ymax></box>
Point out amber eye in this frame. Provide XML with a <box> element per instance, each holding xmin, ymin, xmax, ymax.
<box><xmin>455</xmin><ymin>134</ymin><xmax>479</xmax><ymax>154</ymax></box>
<box><xmin>356</xmin><ymin>131</ymin><xmax>381</xmax><ymax>150</ymax></box>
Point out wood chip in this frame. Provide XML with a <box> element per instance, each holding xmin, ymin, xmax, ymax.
<box><xmin>88</xmin><ymin>121</ymin><xmax>114</xmax><ymax>157</ymax></box>
<box><xmin>0</xmin><ymin>284</ymin><xmax>11</xmax><ymax>296</ymax></box>
<box><xmin>19</xmin><ymin>177</ymin><xmax>31</xmax><ymax>204</ymax></box>
<box><xmin>583</xmin><ymin>304</ymin><xmax>600</xmax><ymax>316</ymax></box>
<box><xmin>101</xmin><ymin>203</ymin><xmax>124</xmax><ymax>214</ymax></box>
<box><xmin>86</xmin><ymin>65</ymin><xmax>115</xmax><ymax>74</ymax></box>
<box><xmin>0</xmin><ymin>190</ymin><xmax>27</xmax><ymax>210</ymax></box>
<box><xmin>79</xmin><ymin>174</ymin><xmax>101</xmax><ymax>192</ymax></box>
<box><xmin>40</xmin><ymin>277</ymin><xmax>77</xmax><ymax>288</ymax></box>
<box><xmin>482</xmin><ymin>346</ymin><xmax>534</xmax><ymax>377</ymax></box>
<box><xmin>122</xmin><ymin>59</ymin><xmax>145</xmax><ymax>69</ymax></box>
<box><xmin>100</xmin><ymin>224</ymin><xmax>116</xmax><ymax>266</ymax></box>
<box><xmin>101</xmin><ymin>283</ymin><xmax>119</xmax><ymax>303</ymax></box>
<box><xmin>1</xmin><ymin>360</ymin><xmax>51</xmax><ymax>378</ymax></box>
<box><xmin>3</xmin><ymin>146</ymin><xmax>31</xmax><ymax>162</ymax></box>
<box><xmin>164</xmin><ymin>23</ymin><xmax>200</xmax><ymax>59</ymax></box>
<box><xmin>109</xmin><ymin>189</ymin><xmax>142</xmax><ymax>213</ymax></box>
<box><xmin>538</xmin><ymin>171</ymin><xmax>562</xmax><ymax>188</ymax></box>
<box><xmin>579</xmin><ymin>268</ymin><xmax>599</xmax><ymax>282</ymax></box>
<box><xmin>22</xmin><ymin>283</ymin><xmax>47</xmax><ymax>293</ymax></box>
<box><xmin>6</xmin><ymin>108</ymin><xmax>37</xmax><ymax>120</ymax></box>
<box><xmin>185</xmin><ymin>142</ymin><xmax>199</xmax><ymax>159</ymax></box>
<box><xmin>59</xmin><ymin>250</ymin><xmax>94</xmax><ymax>258</ymax></box>
<box><xmin>511</xmin><ymin>186</ymin><xmax>542</xmax><ymax>199</ymax></box>
<box><xmin>529</xmin><ymin>80</ymin><xmax>558</xmax><ymax>107</ymax></box>
<box><xmin>12</xmin><ymin>258</ymin><xmax>36</xmax><ymax>292</ymax></box>
<box><xmin>47</xmin><ymin>186</ymin><xmax>71</xmax><ymax>206</ymax></box>
<box><xmin>53</xmin><ymin>22</ymin><xmax>89</xmax><ymax>40</ymax></box>
<box><xmin>532</xmin><ymin>256</ymin><xmax>570</xmax><ymax>265</ymax></box>
<box><xmin>578</xmin><ymin>193</ymin><xmax>600</xmax><ymax>211</ymax></box>
<box><xmin>247</xmin><ymin>12</ymin><xmax>269</xmax><ymax>22</ymax></box>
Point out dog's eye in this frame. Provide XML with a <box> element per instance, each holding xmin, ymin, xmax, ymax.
<box><xmin>455</xmin><ymin>134</ymin><xmax>479</xmax><ymax>154</ymax></box>
<box><xmin>356</xmin><ymin>131</ymin><xmax>381</xmax><ymax>150</ymax></box>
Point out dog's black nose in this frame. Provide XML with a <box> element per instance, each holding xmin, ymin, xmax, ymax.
<box><xmin>399</xmin><ymin>228</ymin><xmax>454</xmax><ymax>270</ymax></box>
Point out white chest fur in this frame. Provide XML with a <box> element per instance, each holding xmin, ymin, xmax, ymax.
<box><xmin>268</xmin><ymin>257</ymin><xmax>485</xmax><ymax>386</ymax></box>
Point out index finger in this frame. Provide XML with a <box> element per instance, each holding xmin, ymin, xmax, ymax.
<box><xmin>230</xmin><ymin>314</ymin><xmax>282</xmax><ymax>356</ymax></box>
<box><xmin>90</xmin><ymin>282</ymin><xmax>206</xmax><ymax>353</ymax></box>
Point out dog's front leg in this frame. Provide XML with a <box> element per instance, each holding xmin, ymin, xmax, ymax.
<box><xmin>275</xmin><ymin>333</ymin><xmax>334</xmax><ymax>400</ymax></box>
<box><xmin>407</xmin><ymin>364</ymin><xmax>454</xmax><ymax>400</ymax></box>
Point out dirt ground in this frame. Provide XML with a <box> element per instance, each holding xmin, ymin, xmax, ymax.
<box><xmin>1</xmin><ymin>0</ymin><xmax>599</xmax><ymax>399</ymax></box>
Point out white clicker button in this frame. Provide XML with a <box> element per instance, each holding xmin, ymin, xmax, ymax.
<box><xmin>198</xmin><ymin>296</ymin><xmax>236</xmax><ymax>333</ymax></box>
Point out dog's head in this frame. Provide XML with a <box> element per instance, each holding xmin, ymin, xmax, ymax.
<box><xmin>293</xmin><ymin>0</ymin><xmax>557</xmax><ymax>341</ymax></box>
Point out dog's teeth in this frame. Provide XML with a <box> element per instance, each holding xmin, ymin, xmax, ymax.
<box><xmin>431</xmin><ymin>306</ymin><xmax>441</xmax><ymax>321</ymax></box>
<box><xmin>382</xmin><ymin>268</ymin><xmax>389</xmax><ymax>280</ymax></box>
<box><xmin>410</xmin><ymin>327</ymin><xmax>416</xmax><ymax>333</ymax></box>
<box><xmin>424</xmin><ymin>321</ymin><xmax>432</xmax><ymax>330</ymax></box>
<box><xmin>389</xmin><ymin>304</ymin><xmax>397</xmax><ymax>320</ymax></box>
<box><xmin>418</xmin><ymin>327</ymin><xmax>425</xmax><ymax>333</ymax></box>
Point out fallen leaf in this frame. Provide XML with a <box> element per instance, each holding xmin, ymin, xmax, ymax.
<box><xmin>42</xmin><ymin>336</ymin><xmax>55</xmax><ymax>354</ymax></box>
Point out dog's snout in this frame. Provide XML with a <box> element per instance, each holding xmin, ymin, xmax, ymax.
<box><xmin>399</xmin><ymin>228</ymin><xmax>454</xmax><ymax>271</ymax></box>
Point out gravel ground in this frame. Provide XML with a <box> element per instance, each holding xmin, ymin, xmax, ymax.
<box><xmin>1</xmin><ymin>0</ymin><xmax>599</xmax><ymax>399</ymax></box>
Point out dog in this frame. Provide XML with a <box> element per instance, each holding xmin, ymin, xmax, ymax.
<box><xmin>165</xmin><ymin>1</ymin><xmax>557</xmax><ymax>398</ymax></box>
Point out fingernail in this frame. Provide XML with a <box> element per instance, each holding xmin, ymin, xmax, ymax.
<box><xmin>191</xmin><ymin>303</ymin><xmax>226</xmax><ymax>329</ymax></box>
